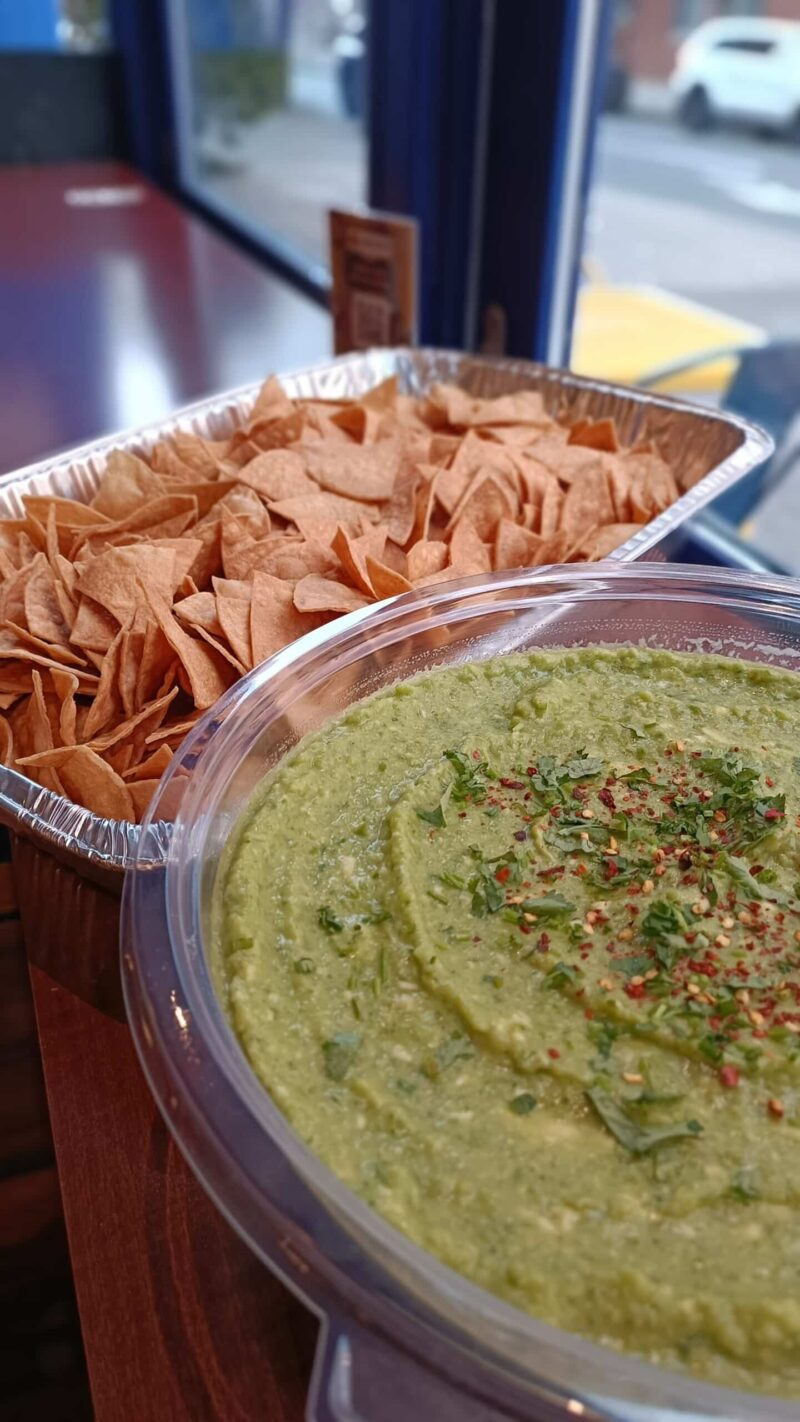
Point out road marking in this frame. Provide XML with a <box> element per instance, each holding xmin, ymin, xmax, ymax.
<box><xmin>713</xmin><ymin>178</ymin><xmax>800</xmax><ymax>218</ymax></box>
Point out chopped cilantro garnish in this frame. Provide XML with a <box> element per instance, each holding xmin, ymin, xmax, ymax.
<box><xmin>322</xmin><ymin>1031</ymin><xmax>361</xmax><ymax>1081</ymax></box>
<box><xmin>508</xmin><ymin>1092</ymin><xmax>537</xmax><ymax>1115</ymax></box>
<box><xmin>640</xmin><ymin>899</ymin><xmax>690</xmax><ymax>970</ymax></box>
<box><xmin>544</xmin><ymin>961</ymin><xmax>578</xmax><ymax>989</ymax></box>
<box><xmin>586</xmin><ymin>1087</ymin><xmax>703</xmax><ymax>1155</ymax></box>
<box><xmin>293</xmin><ymin>957</ymin><xmax>315</xmax><ymax>974</ymax></box>
<box><xmin>617</xmin><ymin>955</ymin><xmax>651</xmax><ymax>979</ymax></box>
<box><xmin>319</xmin><ymin>906</ymin><xmax>344</xmax><ymax>934</ymax></box>
<box><xmin>718</xmin><ymin>851</ymin><xmax>790</xmax><ymax>905</ymax></box>
<box><xmin>529</xmin><ymin>751</ymin><xmax>602</xmax><ymax>805</ymax></box>
<box><xmin>443</xmin><ymin>748</ymin><xmax>490</xmax><ymax>803</ymax></box>
<box><xmin>417</xmin><ymin>797</ymin><xmax>447</xmax><ymax>828</ymax></box>
<box><xmin>730</xmin><ymin>1166</ymin><xmax>760</xmax><ymax>1203</ymax></box>
<box><xmin>424</xmin><ymin>1033</ymin><xmax>474</xmax><ymax>1077</ymax></box>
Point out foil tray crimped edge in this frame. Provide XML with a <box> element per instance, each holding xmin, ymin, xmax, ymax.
<box><xmin>0</xmin><ymin>348</ymin><xmax>773</xmax><ymax>880</ymax></box>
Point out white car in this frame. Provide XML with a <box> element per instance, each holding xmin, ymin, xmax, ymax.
<box><xmin>670</xmin><ymin>16</ymin><xmax>800</xmax><ymax>138</ymax></box>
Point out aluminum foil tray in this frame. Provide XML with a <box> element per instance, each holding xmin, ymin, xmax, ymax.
<box><xmin>0</xmin><ymin>347</ymin><xmax>773</xmax><ymax>882</ymax></box>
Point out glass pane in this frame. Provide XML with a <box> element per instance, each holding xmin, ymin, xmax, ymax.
<box><xmin>174</xmin><ymin>0</ymin><xmax>368</xmax><ymax>275</ymax></box>
<box><xmin>575</xmin><ymin>0</ymin><xmax>800</xmax><ymax>571</ymax></box>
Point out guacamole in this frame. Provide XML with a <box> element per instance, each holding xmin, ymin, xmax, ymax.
<box><xmin>216</xmin><ymin>647</ymin><xmax>800</xmax><ymax>1397</ymax></box>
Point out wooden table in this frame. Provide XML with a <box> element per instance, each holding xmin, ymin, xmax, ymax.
<box><xmin>14</xmin><ymin>844</ymin><xmax>318</xmax><ymax>1421</ymax></box>
<box><xmin>1</xmin><ymin>161</ymin><xmax>329</xmax><ymax>1418</ymax></box>
<box><xmin>0</xmin><ymin>161</ymin><xmax>330</xmax><ymax>476</ymax></box>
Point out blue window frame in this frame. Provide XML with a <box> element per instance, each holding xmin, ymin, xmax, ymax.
<box><xmin>115</xmin><ymin>0</ymin><xmax>610</xmax><ymax>351</ymax></box>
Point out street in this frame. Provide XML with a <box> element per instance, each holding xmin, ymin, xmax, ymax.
<box><xmin>201</xmin><ymin>102</ymin><xmax>800</xmax><ymax>340</ymax></box>
<box><xmin>590</xmin><ymin>114</ymin><xmax>800</xmax><ymax>336</ymax></box>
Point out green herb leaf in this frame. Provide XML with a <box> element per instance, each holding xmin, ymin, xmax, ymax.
<box><xmin>640</xmin><ymin>899</ymin><xmax>691</xmax><ymax>970</ymax></box>
<box><xmin>417</xmin><ymin>802</ymin><xmax>446</xmax><ymax>828</ymax></box>
<box><xmin>520</xmin><ymin>893</ymin><xmax>576</xmax><ymax>917</ymax></box>
<box><xmin>424</xmin><ymin>1032</ymin><xmax>474</xmax><ymax>1077</ymax></box>
<box><xmin>718</xmin><ymin>851</ymin><xmax>789</xmax><ymax>904</ymax></box>
<box><xmin>509</xmin><ymin>1092</ymin><xmax>537</xmax><ymax>1115</ymax></box>
<box><xmin>322</xmin><ymin>1031</ymin><xmax>361</xmax><ymax>1081</ymax></box>
<box><xmin>617</xmin><ymin>955</ymin><xmax>652</xmax><ymax>979</ymax></box>
<box><xmin>443</xmin><ymin>748</ymin><xmax>490</xmax><ymax>803</ymax></box>
<box><xmin>730</xmin><ymin>1166</ymin><xmax>760</xmax><ymax>1203</ymax></box>
<box><xmin>293</xmin><ymin>957</ymin><xmax>315</xmax><ymax>974</ymax></box>
<box><xmin>586</xmin><ymin>1087</ymin><xmax>703</xmax><ymax>1155</ymax></box>
<box><xmin>544</xmin><ymin>961</ymin><xmax>578</xmax><ymax>989</ymax></box>
<box><xmin>319</xmin><ymin>906</ymin><xmax>344</xmax><ymax>934</ymax></box>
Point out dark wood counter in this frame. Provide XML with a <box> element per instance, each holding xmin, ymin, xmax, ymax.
<box><xmin>1</xmin><ymin>161</ymin><xmax>329</xmax><ymax>1418</ymax></box>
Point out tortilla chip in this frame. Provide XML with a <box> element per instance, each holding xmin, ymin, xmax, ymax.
<box><xmin>90</xmin><ymin>450</ymin><xmax>166</xmax><ymax>518</ymax></box>
<box><xmin>250</xmin><ymin>571</ymin><xmax>318</xmax><ymax>667</ymax></box>
<box><xmin>123</xmin><ymin>744</ymin><xmax>173</xmax><ymax>782</ymax></box>
<box><xmin>249</xmin><ymin>538</ymin><xmax>339</xmax><ymax>583</ymax></box>
<box><xmin>249</xmin><ymin>374</ymin><xmax>297</xmax><ymax>425</ymax></box>
<box><xmin>141</xmin><ymin>585</ymin><xmax>233</xmax><ymax>709</ymax></box>
<box><xmin>173</xmin><ymin>591</ymin><xmax>222</xmax><ymax>636</ymax></box>
<box><xmin>364</xmin><ymin>556</ymin><xmax>412</xmax><ymax>599</ymax></box>
<box><xmin>578</xmin><ymin>523</ymin><xmax>644</xmax><ymax>560</ymax></box>
<box><xmin>568</xmin><ymin>417</ymin><xmax>620</xmax><ymax>454</ymax></box>
<box><xmin>3</xmin><ymin>624</ymin><xmax>87</xmax><ymax>670</ymax></box>
<box><xmin>540</xmin><ymin>482</ymin><xmax>564</xmax><ymax>539</ymax></box>
<box><xmin>331</xmin><ymin>525</ymin><xmax>387</xmax><ymax>597</ymax></box>
<box><xmin>407</xmin><ymin>540</ymin><xmax>448</xmax><ymax>582</ymax></box>
<box><xmin>445</xmin><ymin>470</ymin><xmax>515</xmax><ymax>541</ymax></box>
<box><xmin>236</xmin><ymin>449</ymin><xmax>315</xmax><ymax>502</ymax></box>
<box><xmin>427</xmin><ymin>384</ymin><xmax>549</xmax><ymax>430</ymax></box>
<box><xmin>449</xmin><ymin>519</ymin><xmax>492</xmax><ymax>575</ymax></box>
<box><xmin>303</xmin><ymin>441</ymin><xmax>403</xmax><ymax>502</ymax></box>
<box><xmin>213</xmin><ymin>577</ymin><xmax>253</xmax><ymax>668</ymax></box>
<box><xmin>382</xmin><ymin>471</ymin><xmax>419</xmax><ymax>547</ymax></box>
<box><xmin>560</xmin><ymin>466</ymin><xmax>616</xmax><ymax>544</ymax></box>
<box><xmin>270</xmin><ymin>492</ymin><xmax>377</xmax><ymax>543</ymax></box>
<box><xmin>49</xmin><ymin>666</ymin><xmax>79</xmax><ymax>745</ymax></box>
<box><xmin>493</xmin><ymin>520</ymin><xmax>553</xmax><ymax>571</ymax></box>
<box><xmin>293</xmin><ymin>575</ymin><xmax>369</xmax><ymax>615</ymax></box>
<box><xmin>17</xmin><ymin>744</ymin><xmax>135</xmax><ymax>820</ymax></box>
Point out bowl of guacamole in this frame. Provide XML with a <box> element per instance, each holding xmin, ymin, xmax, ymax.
<box><xmin>123</xmin><ymin>565</ymin><xmax>800</xmax><ymax>1421</ymax></box>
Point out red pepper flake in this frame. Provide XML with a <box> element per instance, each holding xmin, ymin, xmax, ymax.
<box><xmin>513</xmin><ymin>829</ymin><xmax>527</xmax><ymax>842</ymax></box>
<box><xmin>547</xmin><ymin>1047</ymin><xmax>560</xmax><ymax>1059</ymax></box>
<box><xmin>584</xmin><ymin>1008</ymin><xmax>594</xmax><ymax>1019</ymax></box>
<box><xmin>605</xmin><ymin>859</ymin><xmax>620</xmax><ymax>880</ymax></box>
<box><xmin>575</xmin><ymin>863</ymin><xmax>588</xmax><ymax>877</ymax></box>
<box><xmin>625</xmin><ymin>982</ymin><xmax>646</xmax><ymax>1000</ymax></box>
<box><xmin>719</xmin><ymin>1065</ymin><xmax>740</xmax><ymax>1088</ymax></box>
<box><xmin>598</xmin><ymin>787</ymin><xmax>616</xmax><ymax>810</ymax></box>
<box><xmin>764</xmin><ymin>808</ymin><xmax>784</xmax><ymax>822</ymax></box>
<box><xmin>500</xmin><ymin>778</ymin><xmax>524</xmax><ymax>790</ymax></box>
<box><xmin>518</xmin><ymin>922</ymin><xmax>531</xmax><ymax>935</ymax></box>
<box><xmin>495</xmin><ymin>866</ymin><xmax>511</xmax><ymax>884</ymax></box>
<box><xmin>538</xmin><ymin>865</ymin><xmax>564</xmax><ymax>879</ymax></box>
<box><xmin>768</xmin><ymin>1098</ymin><xmax>784</xmax><ymax>1118</ymax></box>
<box><xmin>458</xmin><ymin>811</ymin><xmax>467</xmax><ymax>818</ymax></box>
<box><xmin>537</xmin><ymin>933</ymin><xmax>550</xmax><ymax>953</ymax></box>
<box><xmin>472</xmin><ymin>749</ymin><xmax>481</xmax><ymax>760</ymax></box>
<box><xmin>526</xmin><ymin>766</ymin><xmax>537</xmax><ymax>777</ymax></box>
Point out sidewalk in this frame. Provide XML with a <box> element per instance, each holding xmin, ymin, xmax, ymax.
<box><xmin>627</xmin><ymin>78</ymin><xmax>673</xmax><ymax>120</ymax></box>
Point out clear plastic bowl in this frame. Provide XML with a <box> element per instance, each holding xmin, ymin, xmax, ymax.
<box><xmin>121</xmin><ymin>565</ymin><xmax>800</xmax><ymax>1422</ymax></box>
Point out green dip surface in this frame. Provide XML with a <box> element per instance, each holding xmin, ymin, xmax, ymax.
<box><xmin>216</xmin><ymin>647</ymin><xmax>800</xmax><ymax>1397</ymax></box>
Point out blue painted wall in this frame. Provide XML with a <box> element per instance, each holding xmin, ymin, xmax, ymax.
<box><xmin>0</xmin><ymin>0</ymin><xmax>60</xmax><ymax>50</ymax></box>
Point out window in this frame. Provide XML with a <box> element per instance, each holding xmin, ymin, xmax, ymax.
<box><xmin>714</xmin><ymin>37</ymin><xmax>774</xmax><ymax>53</ymax></box>
<box><xmin>169</xmin><ymin>0</ymin><xmax>368</xmax><ymax>285</ymax></box>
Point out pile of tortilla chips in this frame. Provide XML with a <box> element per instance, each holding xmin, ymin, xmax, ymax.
<box><xmin>0</xmin><ymin>374</ymin><xmax>681</xmax><ymax>823</ymax></box>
